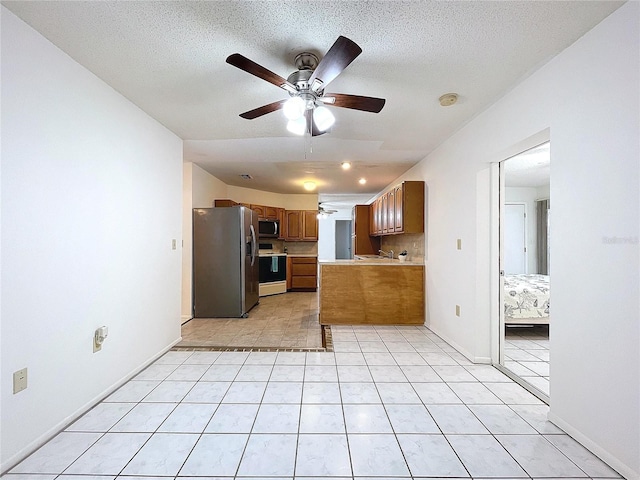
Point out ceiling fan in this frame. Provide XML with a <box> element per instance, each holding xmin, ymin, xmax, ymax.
<box><xmin>318</xmin><ymin>204</ymin><xmax>338</xmax><ymax>218</ymax></box>
<box><xmin>226</xmin><ymin>36</ymin><xmax>386</xmax><ymax>136</ymax></box>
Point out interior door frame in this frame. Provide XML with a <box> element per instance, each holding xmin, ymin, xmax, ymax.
<box><xmin>490</xmin><ymin>129</ymin><xmax>550</xmax><ymax>404</ymax></box>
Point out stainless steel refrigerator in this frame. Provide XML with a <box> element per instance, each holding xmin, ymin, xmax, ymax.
<box><xmin>193</xmin><ymin>206</ymin><xmax>259</xmax><ymax>318</ymax></box>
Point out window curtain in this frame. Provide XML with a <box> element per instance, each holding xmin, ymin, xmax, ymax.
<box><xmin>536</xmin><ymin>199</ymin><xmax>550</xmax><ymax>274</ymax></box>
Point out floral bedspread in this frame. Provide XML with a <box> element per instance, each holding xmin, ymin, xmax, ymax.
<box><xmin>504</xmin><ymin>274</ymin><xmax>550</xmax><ymax>319</ymax></box>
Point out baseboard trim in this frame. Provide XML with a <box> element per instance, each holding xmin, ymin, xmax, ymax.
<box><xmin>547</xmin><ymin>412</ymin><xmax>638</xmax><ymax>480</ymax></box>
<box><xmin>181</xmin><ymin>314</ymin><xmax>192</xmax><ymax>324</ymax></box>
<box><xmin>427</xmin><ymin>325</ymin><xmax>484</xmax><ymax>364</ymax></box>
<box><xmin>1</xmin><ymin>337</ymin><xmax>182</xmax><ymax>474</ymax></box>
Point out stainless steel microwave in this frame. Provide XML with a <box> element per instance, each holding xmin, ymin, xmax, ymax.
<box><xmin>258</xmin><ymin>219</ymin><xmax>279</xmax><ymax>238</ymax></box>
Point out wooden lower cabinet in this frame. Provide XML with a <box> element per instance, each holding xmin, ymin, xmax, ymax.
<box><xmin>319</xmin><ymin>264</ymin><xmax>425</xmax><ymax>325</ymax></box>
<box><xmin>288</xmin><ymin>256</ymin><xmax>317</xmax><ymax>291</ymax></box>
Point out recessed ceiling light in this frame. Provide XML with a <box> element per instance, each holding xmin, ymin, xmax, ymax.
<box><xmin>358</xmin><ymin>178</ymin><xmax>367</xmax><ymax>185</ymax></box>
<box><xmin>439</xmin><ymin>93</ymin><xmax>458</xmax><ymax>107</ymax></box>
<box><xmin>341</xmin><ymin>161</ymin><xmax>351</xmax><ymax>170</ymax></box>
<box><xmin>303</xmin><ymin>181</ymin><xmax>316</xmax><ymax>191</ymax></box>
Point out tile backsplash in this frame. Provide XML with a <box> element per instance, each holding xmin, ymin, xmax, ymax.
<box><xmin>380</xmin><ymin>233</ymin><xmax>425</xmax><ymax>262</ymax></box>
<box><xmin>284</xmin><ymin>241</ymin><xmax>318</xmax><ymax>256</ymax></box>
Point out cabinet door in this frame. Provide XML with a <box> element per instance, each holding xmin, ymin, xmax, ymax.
<box><xmin>381</xmin><ymin>195</ymin><xmax>388</xmax><ymax>234</ymax></box>
<box><xmin>251</xmin><ymin>204</ymin><xmax>265</xmax><ymax>218</ymax></box>
<box><xmin>368</xmin><ymin>203</ymin><xmax>376</xmax><ymax>236</ymax></box>
<box><xmin>265</xmin><ymin>206</ymin><xmax>278</xmax><ymax>220</ymax></box>
<box><xmin>285</xmin><ymin>210</ymin><xmax>302</xmax><ymax>240</ymax></box>
<box><xmin>302</xmin><ymin>210</ymin><xmax>319</xmax><ymax>240</ymax></box>
<box><xmin>277</xmin><ymin>208</ymin><xmax>286</xmax><ymax>239</ymax></box>
<box><xmin>394</xmin><ymin>185</ymin><xmax>404</xmax><ymax>232</ymax></box>
<box><xmin>387</xmin><ymin>190</ymin><xmax>395</xmax><ymax>234</ymax></box>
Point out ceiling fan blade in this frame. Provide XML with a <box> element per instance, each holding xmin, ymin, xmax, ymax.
<box><xmin>226</xmin><ymin>53</ymin><xmax>297</xmax><ymax>93</ymax></box>
<box><xmin>321</xmin><ymin>93</ymin><xmax>386</xmax><ymax>113</ymax></box>
<box><xmin>239</xmin><ymin>100</ymin><xmax>287</xmax><ymax>119</ymax></box>
<box><xmin>308</xmin><ymin>36</ymin><xmax>362</xmax><ymax>92</ymax></box>
<box><xmin>305</xmin><ymin>109</ymin><xmax>327</xmax><ymax>137</ymax></box>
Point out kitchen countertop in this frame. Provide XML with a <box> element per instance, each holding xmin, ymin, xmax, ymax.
<box><xmin>258</xmin><ymin>252</ymin><xmax>317</xmax><ymax>257</ymax></box>
<box><xmin>319</xmin><ymin>256</ymin><xmax>423</xmax><ymax>266</ymax></box>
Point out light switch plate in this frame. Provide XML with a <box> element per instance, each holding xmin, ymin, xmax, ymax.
<box><xmin>13</xmin><ymin>368</ymin><xmax>27</xmax><ymax>394</ymax></box>
<box><xmin>457</xmin><ymin>239</ymin><xmax>462</xmax><ymax>250</ymax></box>
<box><xmin>455</xmin><ymin>305</ymin><xmax>461</xmax><ymax>317</ymax></box>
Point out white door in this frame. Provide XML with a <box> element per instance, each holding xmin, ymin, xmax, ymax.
<box><xmin>504</xmin><ymin>203</ymin><xmax>526</xmax><ymax>274</ymax></box>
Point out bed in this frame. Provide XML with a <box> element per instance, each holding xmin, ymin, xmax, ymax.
<box><xmin>504</xmin><ymin>274</ymin><xmax>550</xmax><ymax>325</ymax></box>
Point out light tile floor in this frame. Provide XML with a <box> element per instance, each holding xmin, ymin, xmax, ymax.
<box><xmin>504</xmin><ymin>325</ymin><xmax>550</xmax><ymax>395</ymax></box>
<box><xmin>5</xmin><ymin>325</ymin><xmax>619</xmax><ymax>479</ymax></box>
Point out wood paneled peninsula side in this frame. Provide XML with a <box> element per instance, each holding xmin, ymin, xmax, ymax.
<box><xmin>318</xmin><ymin>259</ymin><xmax>425</xmax><ymax>325</ymax></box>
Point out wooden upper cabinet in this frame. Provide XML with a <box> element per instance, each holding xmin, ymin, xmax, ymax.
<box><xmin>250</xmin><ymin>204</ymin><xmax>266</xmax><ymax>218</ymax></box>
<box><xmin>394</xmin><ymin>185</ymin><xmax>404</xmax><ymax>232</ymax></box>
<box><xmin>285</xmin><ymin>210</ymin><xmax>302</xmax><ymax>240</ymax></box>
<box><xmin>265</xmin><ymin>206</ymin><xmax>278</xmax><ymax>220</ymax></box>
<box><xmin>353</xmin><ymin>204</ymin><xmax>380</xmax><ymax>255</ymax></box>
<box><xmin>284</xmin><ymin>210</ymin><xmax>318</xmax><ymax>241</ymax></box>
<box><xmin>368</xmin><ymin>181</ymin><xmax>424</xmax><ymax>236</ymax></box>
<box><xmin>387</xmin><ymin>190</ymin><xmax>395</xmax><ymax>234</ymax></box>
<box><xmin>400</xmin><ymin>181</ymin><xmax>425</xmax><ymax>234</ymax></box>
<box><xmin>369</xmin><ymin>201</ymin><xmax>376</xmax><ymax>236</ymax></box>
<box><xmin>375</xmin><ymin>198</ymin><xmax>382</xmax><ymax>235</ymax></box>
<box><xmin>302</xmin><ymin>210</ymin><xmax>319</xmax><ymax>241</ymax></box>
<box><xmin>277</xmin><ymin>208</ymin><xmax>286</xmax><ymax>239</ymax></box>
<box><xmin>381</xmin><ymin>194</ymin><xmax>388</xmax><ymax>234</ymax></box>
<box><xmin>214</xmin><ymin>199</ymin><xmax>238</xmax><ymax>207</ymax></box>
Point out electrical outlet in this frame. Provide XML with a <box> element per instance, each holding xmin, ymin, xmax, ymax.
<box><xmin>13</xmin><ymin>368</ymin><xmax>28</xmax><ymax>394</ymax></box>
<box><xmin>455</xmin><ymin>305</ymin><xmax>461</xmax><ymax>317</ymax></box>
<box><xmin>457</xmin><ymin>239</ymin><xmax>462</xmax><ymax>250</ymax></box>
<box><xmin>93</xmin><ymin>326</ymin><xmax>109</xmax><ymax>353</ymax></box>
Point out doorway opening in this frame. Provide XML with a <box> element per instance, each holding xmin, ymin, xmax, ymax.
<box><xmin>498</xmin><ymin>141</ymin><xmax>550</xmax><ymax>401</ymax></box>
<box><xmin>335</xmin><ymin>220</ymin><xmax>352</xmax><ymax>259</ymax></box>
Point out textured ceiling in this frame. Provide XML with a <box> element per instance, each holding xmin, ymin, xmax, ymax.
<box><xmin>504</xmin><ymin>142</ymin><xmax>550</xmax><ymax>188</ymax></box>
<box><xmin>3</xmin><ymin>1</ymin><xmax>622</xmax><ymax>197</ymax></box>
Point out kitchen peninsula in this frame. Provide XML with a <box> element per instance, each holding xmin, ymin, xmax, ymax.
<box><xmin>318</xmin><ymin>257</ymin><xmax>425</xmax><ymax>325</ymax></box>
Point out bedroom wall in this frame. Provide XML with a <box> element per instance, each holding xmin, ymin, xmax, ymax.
<box><xmin>1</xmin><ymin>7</ymin><xmax>183</xmax><ymax>471</ymax></box>
<box><xmin>384</xmin><ymin>3</ymin><xmax>638</xmax><ymax>477</ymax></box>
<box><xmin>505</xmin><ymin>186</ymin><xmax>541</xmax><ymax>274</ymax></box>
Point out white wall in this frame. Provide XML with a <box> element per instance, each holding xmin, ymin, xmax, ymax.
<box><xmin>1</xmin><ymin>7</ymin><xmax>183</xmax><ymax>471</ymax></box>
<box><xmin>318</xmin><ymin>207</ymin><xmax>353</xmax><ymax>261</ymax></box>
<box><xmin>390</xmin><ymin>4</ymin><xmax>638</xmax><ymax>477</ymax></box>
<box><xmin>505</xmin><ymin>186</ymin><xmax>544</xmax><ymax>273</ymax></box>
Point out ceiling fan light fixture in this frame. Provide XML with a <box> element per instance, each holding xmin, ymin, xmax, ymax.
<box><xmin>287</xmin><ymin>116</ymin><xmax>306</xmax><ymax>135</ymax></box>
<box><xmin>303</xmin><ymin>181</ymin><xmax>316</xmax><ymax>191</ymax></box>
<box><xmin>283</xmin><ymin>96</ymin><xmax>305</xmax><ymax>120</ymax></box>
<box><xmin>313</xmin><ymin>105</ymin><xmax>335</xmax><ymax>132</ymax></box>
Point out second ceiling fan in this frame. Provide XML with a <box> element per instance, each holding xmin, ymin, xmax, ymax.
<box><xmin>226</xmin><ymin>36</ymin><xmax>385</xmax><ymax>136</ymax></box>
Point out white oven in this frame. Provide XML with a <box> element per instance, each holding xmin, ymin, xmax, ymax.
<box><xmin>258</xmin><ymin>245</ymin><xmax>287</xmax><ymax>296</ymax></box>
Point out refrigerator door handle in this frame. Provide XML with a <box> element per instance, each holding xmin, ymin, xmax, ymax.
<box><xmin>250</xmin><ymin>223</ymin><xmax>257</xmax><ymax>266</ymax></box>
